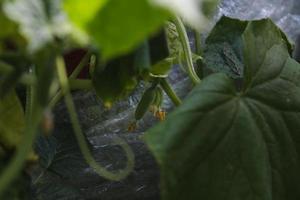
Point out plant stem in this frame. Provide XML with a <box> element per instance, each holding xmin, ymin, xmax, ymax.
<box><xmin>194</xmin><ymin>29</ymin><xmax>202</xmax><ymax>57</ymax></box>
<box><xmin>19</xmin><ymin>73</ymin><xmax>36</xmax><ymax>86</ymax></box>
<box><xmin>56</xmin><ymin>56</ymin><xmax>135</xmax><ymax>181</ymax></box>
<box><xmin>25</xmin><ymin>67</ymin><xmax>35</xmax><ymax>120</ymax></box>
<box><xmin>49</xmin><ymin>51</ymin><xmax>92</xmax><ymax>108</ymax></box>
<box><xmin>0</xmin><ymin>75</ymin><xmax>43</xmax><ymax>197</ymax></box>
<box><xmin>70</xmin><ymin>51</ymin><xmax>92</xmax><ymax>79</ymax></box>
<box><xmin>194</xmin><ymin>29</ymin><xmax>204</xmax><ymax>78</ymax></box>
<box><xmin>69</xmin><ymin>79</ymin><xmax>93</xmax><ymax>91</ymax></box>
<box><xmin>173</xmin><ymin>16</ymin><xmax>200</xmax><ymax>84</ymax></box>
<box><xmin>160</xmin><ymin>78</ymin><xmax>182</xmax><ymax>106</ymax></box>
<box><xmin>0</xmin><ymin>109</ymin><xmax>42</xmax><ymax>197</ymax></box>
<box><xmin>49</xmin><ymin>79</ymin><xmax>93</xmax><ymax>107</ymax></box>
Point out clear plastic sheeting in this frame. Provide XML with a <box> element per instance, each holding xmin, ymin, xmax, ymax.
<box><xmin>31</xmin><ymin>66</ymin><xmax>193</xmax><ymax>200</ymax></box>
<box><xmin>277</xmin><ymin>14</ymin><xmax>300</xmax><ymax>42</ymax></box>
<box><xmin>215</xmin><ymin>0</ymin><xmax>300</xmax><ymax>41</ymax></box>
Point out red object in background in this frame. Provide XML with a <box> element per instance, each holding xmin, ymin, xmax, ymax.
<box><xmin>64</xmin><ymin>49</ymin><xmax>90</xmax><ymax>79</ymax></box>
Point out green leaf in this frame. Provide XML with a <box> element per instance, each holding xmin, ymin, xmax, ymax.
<box><xmin>0</xmin><ymin>6</ymin><xmax>16</xmax><ymax>39</ymax></box>
<box><xmin>92</xmin><ymin>53</ymin><xmax>138</xmax><ymax>106</ymax></box>
<box><xmin>0</xmin><ymin>91</ymin><xmax>25</xmax><ymax>149</ymax></box>
<box><xmin>34</xmin><ymin>135</ymin><xmax>57</xmax><ymax>169</ymax></box>
<box><xmin>150</xmin><ymin>56</ymin><xmax>175</xmax><ymax>76</ymax></box>
<box><xmin>203</xmin><ymin>17</ymin><xmax>247</xmax><ymax>78</ymax></box>
<box><xmin>201</xmin><ymin>0</ymin><xmax>220</xmax><ymax>18</ymax></box>
<box><xmin>92</xmin><ymin>29</ymin><xmax>172</xmax><ymax>104</ymax></box>
<box><xmin>33</xmin><ymin>172</ymin><xmax>82</xmax><ymax>200</ymax></box>
<box><xmin>165</xmin><ymin>21</ymin><xmax>182</xmax><ymax>59</ymax></box>
<box><xmin>3</xmin><ymin>0</ymin><xmax>72</xmax><ymax>53</ymax></box>
<box><xmin>145</xmin><ymin>18</ymin><xmax>300</xmax><ymax>200</ymax></box>
<box><xmin>63</xmin><ymin>0</ymin><xmax>107</xmax><ymax>29</ymax></box>
<box><xmin>164</xmin><ymin>21</ymin><xmax>202</xmax><ymax>74</ymax></box>
<box><xmin>203</xmin><ymin>16</ymin><xmax>293</xmax><ymax>79</ymax></box>
<box><xmin>64</xmin><ymin>0</ymin><xmax>170</xmax><ymax>59</ymax></box>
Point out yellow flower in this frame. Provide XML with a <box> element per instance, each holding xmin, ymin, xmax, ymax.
<box><xmin>127</xmin><ymin>122</ymin><xmax>137</xmax><ymax>132</ymax></box>
<box><xmin>155</xmin><ymin>110</ymin><xmax>166</xmax><ymax>121</ymax></box>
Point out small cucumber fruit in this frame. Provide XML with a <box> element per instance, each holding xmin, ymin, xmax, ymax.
<box><xmin>135</xmin><ymin>86</ymin><xmax>157</xmax><ymax>120</ymax></box>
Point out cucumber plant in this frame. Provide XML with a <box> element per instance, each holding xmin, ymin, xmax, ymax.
<box><xmin>0</xmin><ymin>0</ymin><xmax>207</xmax><ymax>198</ymax></box>
<box><xmin>1</xmin><ymin>0</ymin><xmax>299</xmax><ymax>200</ymax></box>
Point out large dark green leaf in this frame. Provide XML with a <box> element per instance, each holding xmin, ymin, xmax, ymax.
<box><xmin>203</xmin><ymin>16</ymin><xmax>293</xmax><ymax>79</ymax></box>
<box><xmin>145</xmin><ymin>19</ymin><xmax>300</xmax><ymax>200</ymax></box>
<box><xmin>34</xmin><ymin>177</ymin><xmax>82</xmax><ymax>200</ymax></box>
<box><xmin>34</xmin><ymin>135</ymin><xmax>57</xmax><ymax>169</ymax></box>
<box><xmin>203</xmin><ymin>17</ymin><xmax>248</xmax><ymax>78</ymax></box>
<box><xmin>64</xmin><ymin>0</ymin><xmax>170</xmax><ymax>59</ymax></box>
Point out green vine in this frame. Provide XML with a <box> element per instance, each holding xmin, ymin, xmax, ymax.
<box><xmin>194</xmin><ymin>29</ymin><xmax>204</xmax><ymax>78</ymax></box>
<box><xmin>55</xmin><ymin>56</ymin><xmax>135</xmax><ymax>181</ymax></box>
<box><xmin>68</xmin><ymin>79</ymin><xmax>93</xmax><ymax>91</ymax></box>
<box><xmin>160</xmin><ymin>78</ymin><xmax>182</xmax><ymax>106</ymax></box>
<box><xmin>25</xmin><ymin>67</ymin><xmax>35</xmax><ymax>120</ymax></box>
<box><xmin>0</xmin><ymin>71</ymin><xmax>44</xmax><ymax>197</ymax></box>
<box><xmin>173</xmin><ymin>16</ymin><xmax>200</xmax><ymax>84</ymax></box>
<box><xmin>49</xmin><ymin>51</ymin><xmax>92</xmax><ymax>108</ymax></box>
